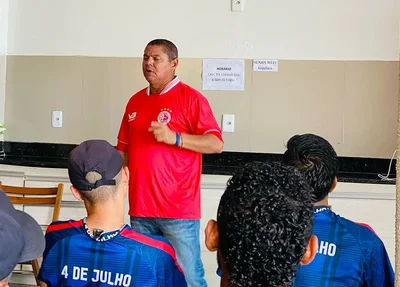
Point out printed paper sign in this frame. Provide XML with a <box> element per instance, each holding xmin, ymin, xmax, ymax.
<box><xmin>202</xmin><ymin>59</ymin><xmax>245</xmax><ymax>91</ymax></box>
<box><xmin>253</xmin><ymin>59</ymin><xmax>278</xmax><ymax>72</ymax></box>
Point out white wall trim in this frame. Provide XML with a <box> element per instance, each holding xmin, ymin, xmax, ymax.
<box><xmin>330</xmin><ymin>190</ymin><xmax>395</xmax><ymax>201</ymax></box>
<box><xmin>24</xmin><ymin>175</ymin><xmax>69</xmax><ymax>183</ymax></box>
<box><xmin>60</xmin><ymin>201</ymin><xmax>84</xmax><ymax>208</ymax></box>
<box><xmin>0</xmin><ymin>170</ymin><xmax>25</xmax><ymax>177</ymax></box>
<box><xmin>201</xmin><ymin>181</ymin><xmax>396</xmax><ymax>201</ymax></box>
<box><xmin>2</xmin><ymin>168</ymin><xmax>396</xmax><ymax>201</ymax></box>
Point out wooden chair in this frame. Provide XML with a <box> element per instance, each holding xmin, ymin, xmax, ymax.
<box><xmin>0</xmin><ymin>181</ymin><xmax>63</xmax><ymax>287</ymax></box>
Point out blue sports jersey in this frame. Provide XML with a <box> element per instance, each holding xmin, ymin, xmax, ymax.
<box><xmin>292</xmin><ymin>206</ymin><xmax>394</xmax><ymax>287</ymax></box>
<box><xmin>38</xmin><ymin>219</ymin><xmax>187</xmax><ymax>287</ymax></box>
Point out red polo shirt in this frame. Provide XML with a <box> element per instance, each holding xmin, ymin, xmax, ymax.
<box><xmin>117</xmin><ymin>77</ymin><xmax>223</xmax><ymax>219</ymax></box>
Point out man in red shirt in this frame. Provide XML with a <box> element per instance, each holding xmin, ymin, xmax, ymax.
<box><xmin>117</xmin><ymin>39</ymin><xmax>223</xmax><ymax>287</ymax></box>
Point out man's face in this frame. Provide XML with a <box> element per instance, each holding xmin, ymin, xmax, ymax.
<box><xmin>142</xmin><ymin>45</ymin><xmax>177</xmax><ymax>86</ymax></box>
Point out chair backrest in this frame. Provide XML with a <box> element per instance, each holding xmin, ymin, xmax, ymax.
<box><xmin>0</xmin><ymin>181</ymin><xmax>64</xmax><ymax>222</ymax></box>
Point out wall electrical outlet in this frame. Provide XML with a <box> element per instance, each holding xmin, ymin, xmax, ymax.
<box><xmin>222</xmin><ymin>114</ymin><xmax>235</xmax><ymax>132</ymax></box>
<box><xmin>231</xmin><ymin>0</ymin><xmax>244</xmax><ymax>12</ymax></box>
<box><xmin>52</xmin><ymin>111</ymin><xmax>63</xmax><ymax>128</ymax></box>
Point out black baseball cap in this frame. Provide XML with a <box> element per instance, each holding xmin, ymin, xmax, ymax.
<box><xmin>68</xmin><ymin>140</ymin><xmax>123</xmax><ymax>191</ymax></box>
<box><xmin>0</xmin><ymin>191</ymin><xmax>45</xmax><ymax>280</ymax></box>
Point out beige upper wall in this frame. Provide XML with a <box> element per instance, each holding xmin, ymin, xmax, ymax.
<box><xmin>4</xmin><ymin>56</ymin><xmax>399</xmax><ymax>158</ymax></box>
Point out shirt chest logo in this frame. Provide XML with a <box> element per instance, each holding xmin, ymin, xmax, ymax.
<box><xmin>128</xmin><ymin>112</ymin><xmax>137</xmax><ymax>122</ymax></box>
<box><xmin>157</xmin><ymin>108</ymin><xmax>172</xmax><ymax>124</ymax></box>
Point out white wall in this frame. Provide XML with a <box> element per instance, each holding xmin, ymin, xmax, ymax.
<box><xmin>0</xmin><ymin>0</ymin><xmax>8</xmax><ymax>55</ymax></box>
<box><xmin>6</xmin><ymin>0</ymin><xmax>400</xmax><ymax>60</ymax></box>
<box><xmin>0</xmin><ymin>0</ymin><xmax>8</xmax><ymax>129</ymax></box>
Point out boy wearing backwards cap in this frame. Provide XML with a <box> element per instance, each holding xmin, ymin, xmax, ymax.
<box><xmin>38</xmin><ymin>139</ymin><xmax>187</xmax><ymax>287</ymax></box>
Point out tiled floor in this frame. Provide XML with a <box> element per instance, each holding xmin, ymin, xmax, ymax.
<box><xmin>10</xmin><ymin>180</ymin><xmax>396</xmax><ymax>286</ymax></box>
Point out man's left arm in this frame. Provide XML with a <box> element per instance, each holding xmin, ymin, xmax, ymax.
<box><xmin>180</xmin><ymin>133</ymin><xmax>223</xmax><ymax>154</ymax></box>
<box><xmin>149</xmin><ymin>93</ymin><xmax>223</xmax><ymax>154</ymax></box>
<box><xmin>181</xmin><ymin>92</ymin><xmax>223</xmax><ymax>154</ymax></box>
